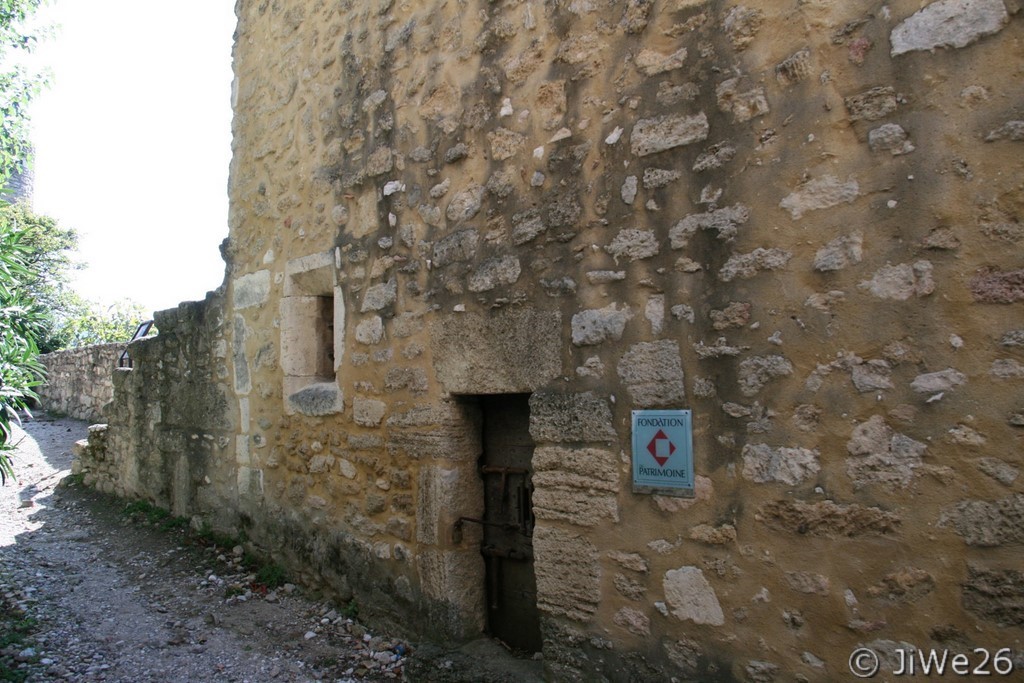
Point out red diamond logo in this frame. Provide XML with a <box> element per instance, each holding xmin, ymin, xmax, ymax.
<box><xmin>646</xmin><ymin>429</ymin><xmax>676</xmax><ymax>467</ymax></box>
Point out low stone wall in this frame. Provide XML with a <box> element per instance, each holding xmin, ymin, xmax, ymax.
<box><xmin>97</xmin><ymin>296</ymin><xmax>235</xmax><ymax>521</ymax></box>
<box><xmin>38</xmin><ymin>343</ymin><xmax>125</xmax><ymax>423</ymax></box>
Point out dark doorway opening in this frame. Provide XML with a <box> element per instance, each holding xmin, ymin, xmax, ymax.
<box><xmin>477</xmin><ymin>394</ymin><xmax>541</xmax><ymax>653</ymax></box>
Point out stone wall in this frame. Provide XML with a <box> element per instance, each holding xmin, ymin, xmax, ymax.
<box><xmin>85</xmin><ymin>297</ymin><xmax>235</xmax><ymax>524</ymax></box>
<box><xmin>94</xmin><ymin>0</ymin><xmax>1024</xmax><ymax>679</ymax></box>
<box><xmin>38</xmin><ymin>343</ymin><xmax>124</xmax><ymax>422</ymax></box>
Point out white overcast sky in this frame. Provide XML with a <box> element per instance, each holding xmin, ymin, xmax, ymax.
<box><xmin>27</xmin><ymin>0</ymin><xmax>236</xmax><ymax>315</ymax></box>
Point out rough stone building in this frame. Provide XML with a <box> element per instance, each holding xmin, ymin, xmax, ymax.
<box><xmin>81</xmin><ymin>0</ymin><xmax>1024</xmax><ymax>679</ymax></box>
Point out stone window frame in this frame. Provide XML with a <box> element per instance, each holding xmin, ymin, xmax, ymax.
<box><xmin>280</xmin><ymin>250</ymin><xmax>345</xmax><ymax>416</ymax></box>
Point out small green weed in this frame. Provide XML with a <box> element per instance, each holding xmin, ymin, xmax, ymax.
<box><xmin>0</xmin><ymin>615</ymin><xmax>37</xmax><ymax>682</ymax></box>
<box><xmin>342</xmin><ymin>600</ymin><xmax>359</xmax><ymax>619</ymax></box>
<box><xmin>158</xmin><ymin>515</ymin><xmax>189</xmax><ymax>532</ymax></box>
<box><xmin>224</xmin><ymin>585</ymin><xmax>246</xmax><ymax>599</ymax></box>
<box><xmin>255</xmin><ymin>563</ymin><xmax>287</xmax><ymax>589</ymax></box>
<box><xmin>122</xmin><ymin>500</ymin><xmax>187</xmax><ymax>532</ymax></box>
<box><xmin>241</xmin><ymin>550</ymin><xmax>260</xmax><ymax>570</ymax></box>
<box><xmin>60</xmin><ymin>473</ymin><xmax>84</xmax><ymax>487</ymax></box>
<box><xmin>195</xmin><ymin>521</ymin><xmax>243</xmax><ymax>551</ymax></box>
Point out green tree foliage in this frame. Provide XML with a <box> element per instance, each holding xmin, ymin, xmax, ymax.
<box><xmin>0</xmin><ymin>0</ymin><xmax>45</xmax><ymax>483</ymax></box>
<box><xmin>0</xmin><ymin>201</ymin><xmax>78</xmax><ymax>351</ymax></box>
<box><xmin>59</xmin><ymin>296</ymin><xmax>150</xmax><ymax>348</ymax></box>
<box><xmin>0</xmin><ymin>210</ymin><xmax>45</xmax><ymax>483</ymax></box>
<box><xmin>0</xmin><ymin>0</ymin><xmax>46</xmax><ymax>189</ymax></box>
<box><xmin>0</xmin><ymin>202</ymin><xmax>151</xmax><ymax>350</ymax></box>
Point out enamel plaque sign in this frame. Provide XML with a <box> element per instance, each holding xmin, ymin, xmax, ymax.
<box><xmin>631</xmin><ymin>409</ymin><xmax>694</xmax><ymax>497</ymax></box>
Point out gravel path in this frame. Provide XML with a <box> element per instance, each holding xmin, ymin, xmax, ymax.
<box><xmin>0</xmin><ymin>415</ymin><xmax>408</xmax><ymax>682</ymax></box>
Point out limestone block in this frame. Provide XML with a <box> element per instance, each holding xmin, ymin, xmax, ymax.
<box><xmin>533</xmin><ymin>526</ymin><xmax>600</xmax><ymax>621</ymax></box>
<box><xmin>417</xmin><ymin>549</ymin><xmax>486</xmax><ymax>640</ymax></box>
<box><xmin>532</xmin><ymin>487</ymin><xmax>619</xmax><ymax>525</ymax></box>
<box><xmin>511</xmin><ymin>210</ymin><xmax>546</xmax><ymax>245</ymax></box>
<box><xmin>670</xmin><ymin>205</ymin><xmax>750</xmax><ymax>249</ymax></box>
<box><xmin>529</xmin><ymin>391</ymin><xmax>617</xmax><ymax>443</ymax></box>
<box><xmin>607</xmin><ymin>551</ymin><xmax>649</xmax><ymax>574</ymax></box>
<box><xmin>737</xmin><ymin>355</ymin><xmax>793</xmax><ymax>397</ymax></box>
<box><xmin>844</xmin><ymin>86</ymin><xmax>898</xmax><ymax>122</ymax></box>
<box><xmin>715</xmin><ymin>78</ymin><xmax>769</xmax><ymax>123</ymax></box>
<box><xmin>284</xmin><ymin>379</ymin><xmax>344</xmax><ymax>417</ymax></box>
<box><xmin>891</xmin><ymin>0</ymin><xmax>1008</xmax><ymax>56</ymax></box>
<box><xmin>784</xmin><ymin>571</ymin><xmax>831</xmax><ymax>596</ymax></box>
<box><xmin>869</xmin><ymin>124</ymin><xmax>915</xmax><ymax>155</ymax></box>
<box><xmin>387</xmin><ymin>402</ymin><xmax>481</xmax><ymax>461</ymax></box>
<box><xmin>846</xmin><ymin>415</ymin><xmax>926</xmax><ymax>489</ymax></box>
<box><xmin>860</xmin><ymin>261</ymin><xmax>935</xmax><ymax>300</ymax></box>
<box><xmin>709</xmin><ymin>302</ymin><xmax>750</xmax><ymax>330</ymax></box>
<box><xmin>432</xmin><ymin>229</ymin><xmax>479</xmax><ymax>267</ymax></box>
<box><xmin>814</xmin><ymin>232</ymin><xmax>863</xmax><ymax>271</ymax></box>
<box><xmin>613</xmin><ymin>607</ymin><xmax>650</xmax><ymax>636</ymax></box>
<box><xmin>969</xmin><ymin>268</ymin><xmax>1024</xmax><ymax>303</ymax></box>
<box><xmin>446</xmin><ymin>183</ymin><xmax>485</xmax><ymax>223</ymax></box>
<box><xmin>391</xmin><ymin>312</ymin><xmax>425</xmax><ymax>339</ymax></box>
<box><xmin>432</xmin><ymin>309</ymin><xmax>561</xmax><ymax>394</ymax></box>
<box><xmin>284</xmin><ymin>250</ymin><xmax>334</xmax><ymax>297</ymax></box>
<box><xmin>354</xmin><ymin>316</ymin><xmax>384</xmax><ymax>345</ymax></box>
<box><xmin>620</xmin><ymin>175</ymin><xmax>638</xmax><ymax>204</ymax></box>
<box><xmin>664</xmin><ymin>638</ymin><xmax>704</xmax><ymax>677</ymax></box>
<box><xmin>613</xmin><ymin>573</ymin><xmax>646</xmax><ymax>600</ymax></box>
<box><xmin>962</xmin><ymin>563</ymin><xmax>1024</xmax><ymax>626</ymax></box>
<box><xmin>487</xmin><ymin>128</ymin><xmax>525</xmax><ymax>161</ymax></box>
<box><xmin>360</xmin><ymin>279</ymin><xmax>397</xmax><ymax>312</ymax></box>
<box><xmin>985</xmin><ymin>120</ymin><xmax>1024</xmax><ymax>142</ymax></box>
<box><xmin>663</xmin><ymin>567</ymin><xmax>724</xmax><ymax>625</ymax></box>
<box><xmin>417</xmin><ymin>466</ymin><xmax>483</xmax><ymax>545</ymax></box>
<box><xmin>746</xmin><ymin>661</ymin><xmax>780</xmax><ymax>682</ymax></box>
<box><xmin>868</xmin><ymin>567</ymin><xmax>935</xmax><ymax>602</ymax></box>
<box><xmin>384</xmin><ymin>367</ymin><xmax>429</xmax><ymax>394</ymax></box>
<box><xmin>620</xmin><ymin>0</ymin><xmax>653</xmax><ymax>33</ymax></box>
<box><xmin>571</xmin><ymin>304</ymin><xmax>632</xmax><ymax>346</ymax></box>
<box><xmin>365</xmin><ymin>146</ymin><xmax>393</xmax><ymax>176</ymax></box>
<box><xmin>723</xmin><ymin>5</ymin><xmax>763</xmax><ymax>51</ymax></box>
<box><xmin>353</xmin><ymin>397</ymin><xmax>386</xmax><ymax>427</ymax></box>
<box><xmin>688</xmin><ymin>524</ymin><xmax>737</xmax><ymax>545</ymax></box>
<box><xmin>232</xmin><ymin>316</ymin><xmax>251</xmax><ymax>395</ymax></box>
<box><xmin>851</xmin><ymin>360</ymin><xmax>894</xmax><ymax>392</ymax></box>
<box><xmin>536</xmin><ymin>80</ymin><xmax>566</xmax><ymax>130</ymax></box>
<box><xmin>910</xmin><ymin>368</ymin><xmax>966</xmax><ymax>394</ymax></box>
<box><xmin>484</xmin><ymin>168</ymin><xmax>517</xmax><ymax>199</ymax></box>
<box><xmin>991</xmin><ymin>359</ymin><xmax>1024</xmax><ymax>379</ymax></box>
<box><xmin>617</xmin><ymin>340</ymin><xmax>686</xmax><ymax>408</ymax></box>
<box><xmin>605</xmin><ymin>229</ymin><xmax>659</xmax><ymax>262</ymax></box>
<box><xmin>232</xmin><ymin>270</ymin><xmax>271</xmax><ymax>310</ymax></box>
<box><xmin>443</xmin><ymin>143</ymin><xmax>469</xmax><ymax>164</ymax></box>
<box><xmin>541</xmin><ymin>189</ymin><xmax>582</xmax><ymax>229</ymax></box>
<box><xmin>976</xmin><ymin>457</ymin><xmax>1019</xmax><ymax>486</ymax></box>
<box><xmin>467</xmin><ymin>256</ymin><xmax>521</xmax><ymax>293</ymax></box>
<box><xmin>940</xmin><ymin>494</ymin><xmax>1024</xmax><ymax>546</ymax></box>
<box><xmin>693</xmin><ymin>143</ymin><xmax>736</xmax><ymax>172</ymax></box>
<box><xmin>533</xmin><ymin>446</ymin><xmax>618</xmax><ymax>485</ymax></box>
<box><xmin>758</xmin><ymin>500</ymin><xmax>901</xmax><ymax>537</ymax></box>
<box><xmin>775</xmin><ymin>48</ymin><xmax>812</xmax><ymax>86</ymax></box>
<box><xmin>741</xmin><ymin>444</ymin><xmax>820</xmax><ymax>485</ymax></box>
<box><xmin>630</xmin><ymin>113</ymin><xmax>709</xmax><ymax>157</ymax></box>
<box><xmin>645</xmin><ymin>295</ymin><xmax>665</xmax><ymax>336</ymax></box>
<box><xmin>635</xmin><ymin>47</ymin><xmax>687</xmax><ymax>76</ymax></box>
<box><xmin>780</xmin><ymin>175</ymin><xmax>859</xmax><ymax>219</ymax></box>
<box><xmin>718</xmin><ymin>248</ymin><xmax>792</xmax><ymax>281</ymax></box>
<box><xmin>643</xmin><ymin>168</ymin><xmax>681</xmax><ymax>189</ymax></box>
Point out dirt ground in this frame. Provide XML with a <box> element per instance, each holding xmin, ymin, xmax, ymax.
<box><xmin>0</xmin><ymin>415</ymin><xmax>543</xmax><ymax>683</ymax></box>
